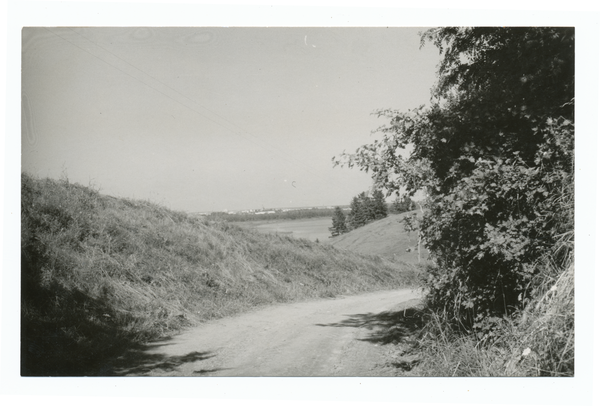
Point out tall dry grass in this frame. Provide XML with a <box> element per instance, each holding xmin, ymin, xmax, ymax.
<box><xmin>21</xmin><ymin>173</ymin><xmax>420</xmax><ymax>375</ymax></box>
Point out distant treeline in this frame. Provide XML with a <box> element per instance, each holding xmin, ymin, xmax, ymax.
<box><xmin>330</xmin><ymin>192</ymin><xmax>415</xmax><ymax>237</ymax></box>
<box><xmin>206</xmin><ymin>207</ymin><xmax>346</xmax><ymax>222</ymax></box>
<box><xmin>204</xmin><ymin>196</ymin><xmax>414</xmax><ymax>225</ymax></box>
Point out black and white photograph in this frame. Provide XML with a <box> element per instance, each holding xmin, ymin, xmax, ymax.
<box><xmin>3</xmin><ymin>1</ymin><xmax>599</xmax><ymax>405</ymax></box>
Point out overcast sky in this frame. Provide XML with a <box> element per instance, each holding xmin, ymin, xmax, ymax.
<box><xmin>22</xmin><ymin>27</ymin><xmax>440</xmax><ymax>212</ymax></box>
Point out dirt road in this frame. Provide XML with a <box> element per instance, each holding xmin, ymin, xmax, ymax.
<box><xmin>111</xmin><ymin>289</ymin><xmax>422</xmax><ymax>376</ymax></box>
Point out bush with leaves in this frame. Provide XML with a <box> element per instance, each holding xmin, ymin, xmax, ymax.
<box><xmin>371</xmin><ymin>189</ymin><xmax>388</xmax><ymax>219</ymax></box>
<box><xmin>334</xmin><ymin>27</ymin><xmax>574</xmax><ymax>331</ymax></box>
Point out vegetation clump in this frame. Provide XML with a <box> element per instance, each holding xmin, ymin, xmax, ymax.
<box><xmin>330</xmin><ymin>189</ymin><xmax>397</xmax><ymax>237</ymax></box>
<box><xmin>21</xmin><ymin>173</ymin><xmax>419</xmax><ymax>376</ymax></box>
<box><xmin>329</xmin><ymin>206</ymin><xmax>348</xmax><ymax>237</ymax></box>
<box><xmin>390</xmin><ymin>195</ymin><xmax>416</xmax><ymax>214</ymax></box>
<box><xmin>335</xmin><ymin>27</ymin><xmax>574</xmax><ymax>376</ymax></box>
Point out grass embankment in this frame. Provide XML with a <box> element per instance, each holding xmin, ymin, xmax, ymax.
<box><xmin>325</xmin><ymin>212</ymin><xmax>424</xmax><ymax>264</ymax></box>
<box><xmin>21</xmin><ymin>173</ymin><xmax>420</xmax><ymax>376</ymax></box>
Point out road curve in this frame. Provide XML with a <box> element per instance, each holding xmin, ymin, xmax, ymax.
<box><xmin>111</xmin><ymin>288</ymin><xmax>422</xmax><ymax>376</ymax></box>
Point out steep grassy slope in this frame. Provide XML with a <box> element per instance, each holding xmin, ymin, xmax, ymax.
<box><xmin>324</xmin><ymin>212</ymin><xmax>425</xmax><ymax>263</ymax></box>
<box><xmin>21</xmin><ymin>173</ymin><xmax>420</xmax><ymax>376</ymax></box>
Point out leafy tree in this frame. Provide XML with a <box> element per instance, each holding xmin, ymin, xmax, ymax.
<box><xmin>334</xmin><ymin>27</ymin><xmax>574</xmax><ymax>330</ymax></box>
<box><xmin>346</xmin><ymin>190</ymin><xmax>388</xmax><ymax>231</ymax></box>
<box><xmin>402</xmin><ymin>211</ymin><xmax>424</xmax><ymax>263</ymax></box>
<box><xmin>371</xmin><ymin>189</ymin><xmax>388</xmax><ymax>220</ymax></box>
<box><xmin>329</xmin><ymin>206</ymin><xmax>348</xmax><ymax>237</ymax></box>
<box><xmin>359</xmin><ymin>192</ymin><xmax>376</xmax><ymax>222</ymax></box>
<box><xmin>391</xmin><ymin>195</ymin><xmax>414</xmax><ymax>213</ymax></box>
<box><xmin>348</xmin><ymin>195</ymin><xmax>366</xmax><ymax>229</ymax></box>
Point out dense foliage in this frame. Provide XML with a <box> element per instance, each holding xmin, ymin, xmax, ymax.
<box><xmin>334</xmin><ymin>27</ymin><xmax>574</xmax><ymax>331</ymax></box>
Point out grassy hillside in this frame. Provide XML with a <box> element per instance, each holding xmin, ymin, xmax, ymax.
<box><xmin>325</xmin><ymin>212</ymin><xmax>425</xmax><ymax>264</ymax></box>
<box><xmin>21</xmin><ymin>173</ymin><xmax>420</xmax><ymax>376</ymax></box>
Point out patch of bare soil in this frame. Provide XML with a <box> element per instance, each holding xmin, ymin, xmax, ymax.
<box><xmin>106</xmin><ymin>289</ymin><xmax>423</xmax><ymax>376</ymax></box>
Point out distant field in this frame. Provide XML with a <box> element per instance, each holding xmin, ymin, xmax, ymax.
<box><xmin>235</xmin><ymin>213</ymin><xmax>429</xmax><ymax>264</ymax></box>
<box><xmin>234</xmin><ymin>217</ymin><xmax>333</xmax><ymax>242</ymax></box>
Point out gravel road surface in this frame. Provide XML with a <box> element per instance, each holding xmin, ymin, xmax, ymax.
<box><xmin>112</xmin><ymin>288</ymin><xmax>422</xmax><ymax>376</ymax></box>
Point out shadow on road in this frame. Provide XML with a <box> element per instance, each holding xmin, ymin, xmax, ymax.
<box><xmin>317</xmin><ymin>306</ymin><xmax>424</xmax><ymax>345</ymax></box>
<box><xmin>100</xmin><ymin>338</ymin><xmax>223</xmax><ymax>376</ymax></box>
<box><xmin>316</xmin><ymin>299</ymin><xmax>425</xmax><ymax>373</ymax></box>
